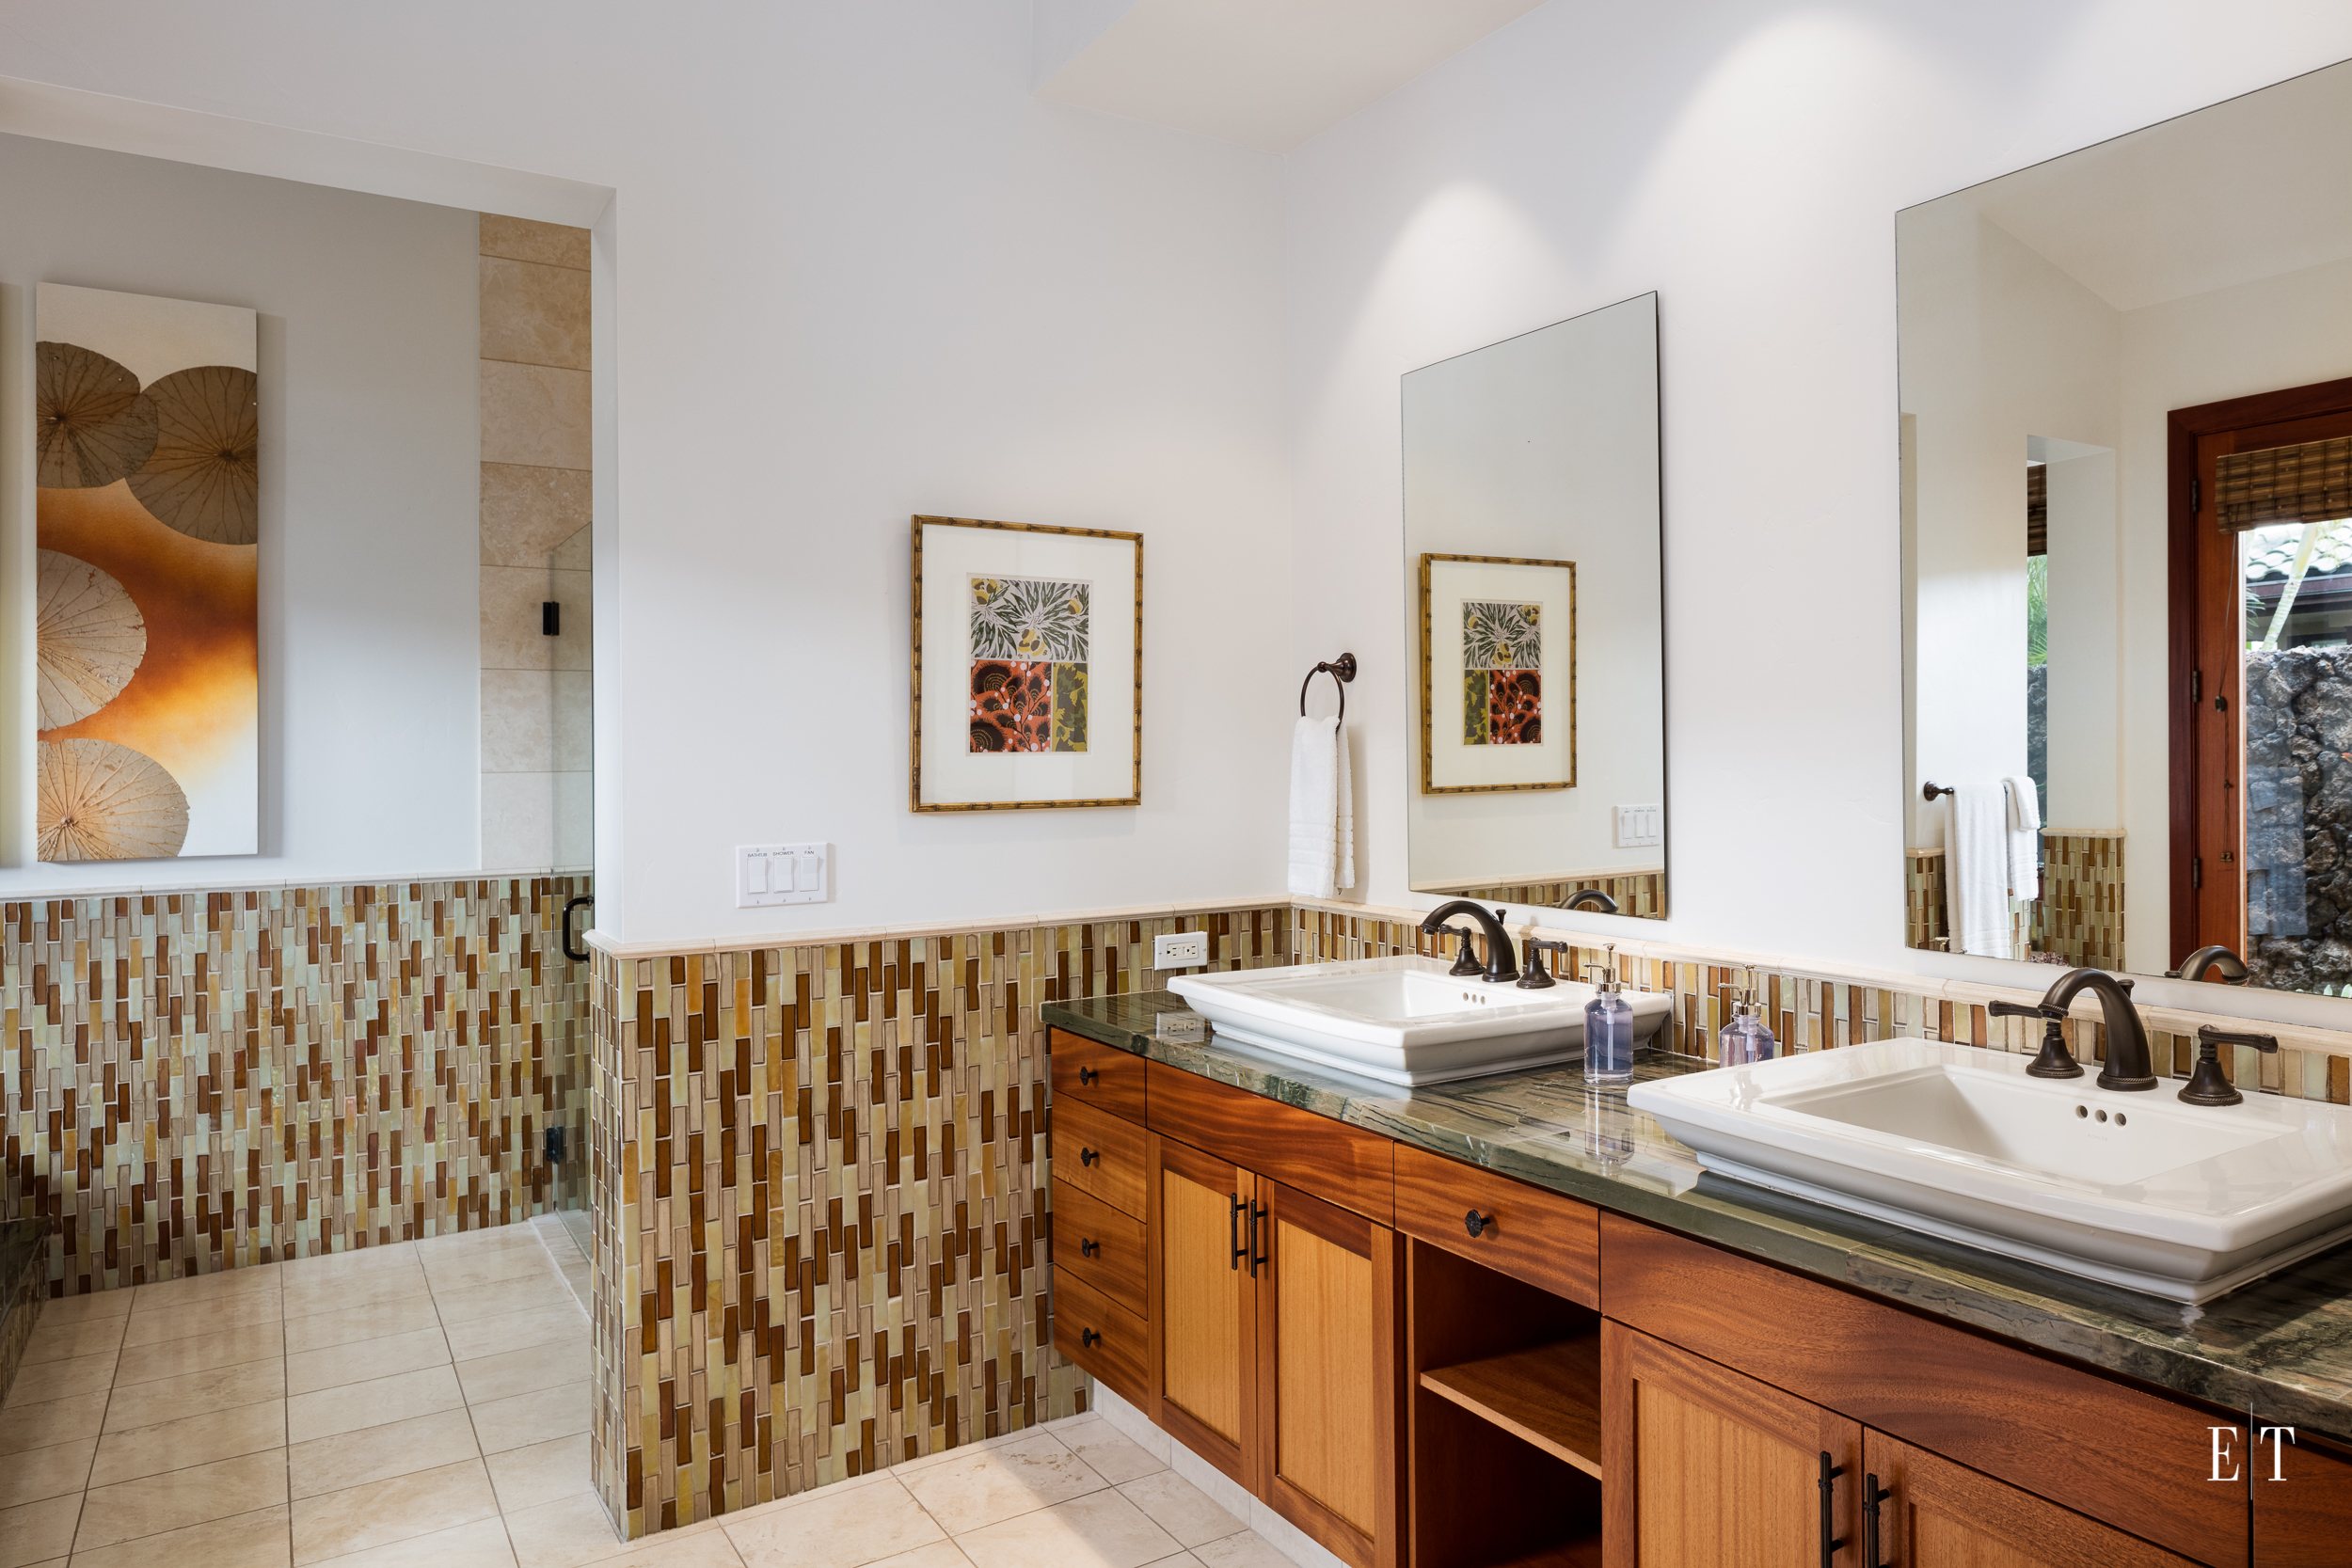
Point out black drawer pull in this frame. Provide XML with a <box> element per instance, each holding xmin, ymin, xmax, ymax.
<box><xmin>1080</xmin><ymin>1238</ymin><xmax>1100</xmax><ymax>1258</ymax></box>
<box><xmin>1078</xmin><ymin>1066</ymin><xmax>1098</xmax><ymax>1086</ymax></box>
<box><xmin>1081</xmin><ymin>1327</ymin><xmax>1101</xmax><ymax>1349</ymax></box>
<box><xmin>1230</xmin><ymin>1192</ymin><xmax>1246</xmax><ymax>1270</ymax></box>
<box><xmin>1862</xmin><ymin>1472</ymin><xmax>1890</xmax><ymax>1567</ymax></box>
<box><xmin>1080</xmin><ymin>1147</ymin><xmax>1100</xmax><ymax>1166</ymax></box>
<box><xmin>1465</xmin><ymin>1209</ymin><xmax>1495</xmax><ymax>1238</ymax></box>
<box><xmin>1818</xmin><ymin>1452</ymin><xmax>1845</xmax><ymax>1568</ymax></box>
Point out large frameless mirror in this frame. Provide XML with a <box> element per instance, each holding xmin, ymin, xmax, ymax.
<box><xmin>1401</xmin><ymin>293</ymin><xmax>1667</xmax><ymax>919</ymax></box>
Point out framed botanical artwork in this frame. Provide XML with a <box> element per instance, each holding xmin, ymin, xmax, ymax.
<box><xmin>911</xmin><ymin>515</ymin><xmax>1141</xmax><ymax>811</ymax></box>
<box><xmin>1419</xmin><ymin>552</ymin><xmax>1575</xmax><ymax>794</ymax></box>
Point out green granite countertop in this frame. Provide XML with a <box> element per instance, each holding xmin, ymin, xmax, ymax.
<box><xmin>1044</xmin><ymin>991</ymin><xmax>2352</xmax><ymax>1447</ymax></box>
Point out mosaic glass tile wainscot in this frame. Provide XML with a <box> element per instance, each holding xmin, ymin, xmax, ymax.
<box><xmin>588</xmin><ymin>906</ymin><xmax>1291</xmax><ymax>1539</ymax></box>
<box><xmin>3</xmin><ymin>877</ymin><xmax>593</xmax><ymax>1294</ymax></box>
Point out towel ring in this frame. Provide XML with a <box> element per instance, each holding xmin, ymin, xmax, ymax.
<box><xmin>1922</xmin><ymin>781</ymin><xmax>1955</xmax><ymax>802</ymax></box>
<box><xmin>1300</xmin><ymin>654</ymin><xmax>1358</xmax><ymax>721</ymax></box>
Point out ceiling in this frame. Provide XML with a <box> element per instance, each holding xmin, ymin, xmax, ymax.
<box><xmin>1958</xmin><ymin>56</ymin><xmax>2352</xmax><ymax>313</ymax></box>
<box><xmin>1032</xmin><ymin>0</ymin><xmax>1549</xmax><ymax>153</ymax></box>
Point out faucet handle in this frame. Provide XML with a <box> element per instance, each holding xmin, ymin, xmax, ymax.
<box><xmin>2184</xmin><ymin>1025</ymin><xmax>2280</xmax><ymax>1106</ymax></box>
<box><xmin>1988</xmin><ymin>1001</ymin><xmax>2040</xmax><ymax>1019</ymax></box>
<box><xmin>1517</xmin><ymin>938</ymin><xmax>1568</xmax><ymax>990</ymax></box>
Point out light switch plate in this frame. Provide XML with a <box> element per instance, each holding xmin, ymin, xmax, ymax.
<box><xmin>1614</xmin><ymin>804</ymin><xmax>1663</xmax><ymax>849</ymax></box>
<box><xmin>737</xmin><ymin>843</ymin><xmax>830</xmax><ymax>907</ymax></box>
<box><xmin>1152</xmin><ymin>932</ymin><xmax>1209</xmax><ymax>969</ymax></box>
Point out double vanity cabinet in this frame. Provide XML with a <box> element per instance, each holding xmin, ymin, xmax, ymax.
<box><xmin>1041</xmin><ymin>1014</ymin><xmax>2352</xmax><ymax>1568</ymax></box>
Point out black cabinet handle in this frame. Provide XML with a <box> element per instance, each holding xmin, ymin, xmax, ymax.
<box><xmin>1081</xmin><ymin>1328</ymin><xmax>1101</xmax><ymax>1349</ymax></box>
<box><xmin>1078</xmin><ymin>1067</ymin><xmax>1098</xmax><ymax>1086</ymax></box>
<box><xmin>1230</xmin><ymin>1192</ymin><xmax>1246</xmax><ymax>1271</ymax></box>
<box><xmin>1818</xmin><ymin>1452</ymin><xmax>1845</xmax><ymax>1567</ymax></box>
<box><xmin>1080</xmin><ymin>1148</ymin><xmax>1099</xmax><ymax>1166</ymax></box>
<box><xmin>1862</xmin><ymin>1472</ymin><xmax>1891</xmax><ymax>1567</ymax></box>
<box><xmin>1249</xmin><ymin>1201</ymin><xmax>1268</xmax><ymax>1276</ymax></box>
<box><xmin>1080</xmin><ymin>1238</ymin><xmax>1100</xmax><ymax>1258</ymax></box>
<box><xmin>1465</xmin><ymin>1209</ymin><xmax>1495</xmax><ymax>1239</ymax></box>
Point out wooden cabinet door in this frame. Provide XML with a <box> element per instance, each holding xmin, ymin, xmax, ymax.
<box><xmin>1255</xmin><ymin>1179</ymin><xmax>1404</xmax><ymax>1568</ymax></box>
<box><xmin>2252</xmin><ymin>1431</ymin><xmax>2352</xmax><ymax>1566</ymax></box>
<box><xmin>1151</xmin><ymin>1132</ymin><xmax>1255</xmax><ymax>1484</ymax></box>
<box><xmin>1865</xmin><ymin>1429</ymin><xmax>2201</xmax><ymax>1567</ymax></box>
<box><xmin>1601</xmin><ymin>1321</ymin><xmax>1861</xmax><ymax>1568</ymax></box>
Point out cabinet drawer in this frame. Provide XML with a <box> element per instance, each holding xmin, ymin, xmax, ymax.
<box><xmin>1050</xmin><ymin>1028</ymin><xmax>1146</xmax><ymax>1123</ymax></box>
<box><xmin>1053</xmin><ymin>1098</ymin><xmax>1147</xmax><ymax>1218</ymax></box>
<box><xmin>1053</xmin><ymin>1178</ymin><xmax>1148</xmax><ymax>1319</ymax></box>
<box><xmin>1393</xmin><ymin>1143</ymin><xmax>1598</xmax><ymax>1307</ymax></box>
<box><xmin>1054</xmin><ymin>1264</ymin><xmax>1148</xmax><ymax>1409</ymax></box>
<box><xmin>1147</xmin><ymin>1060</ymin><xmax>1393</xmax><ymax>1224</ymax></box>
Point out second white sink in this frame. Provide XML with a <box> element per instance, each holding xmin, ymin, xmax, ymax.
<box><xmin>1169</xmin><ymin>955</ymin><xmax>1673</xmax><ymax>1085</ymax></box>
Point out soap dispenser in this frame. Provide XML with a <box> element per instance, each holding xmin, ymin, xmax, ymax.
<box><xmin>1582</xmin><ymin>942</ymin><xmax>1635</xmax><ymax>1086</ymax></box>
<box><xmin>1718</xmin><ymin>971</ymin><xmax>1777</xmax><ymax>1066</ymax></box>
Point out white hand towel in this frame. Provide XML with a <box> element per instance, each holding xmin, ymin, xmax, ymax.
<box><xmin>1335</xmin><ymin>722</ymin><xmax>1356</xmax><ymax>892</ymax></box>
<box><xmin>2004</xmin><ymin>774</ymin><xmax>2042</xmax><ymax>902</ymax></box>
<box><xmin>1287</xmin><ymin>715</ymin><xmax>1342</xmax><ymax>899</ymax></box>
<box><xmin>1944</xmin><ymin>783</ymin><xmax>2013</xmax><ymax>958</ymax></box>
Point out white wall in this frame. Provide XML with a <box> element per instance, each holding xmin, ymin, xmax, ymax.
<box><xmin>0</xmin><ymin>3</ymin><xmax>1294</xmax><ymax>943</ymax></box>
<box><xmin>0</xmin><ymin>129</ymin><xmax>480</xmax><ymax>895</ymax></box>
<box><xmin>1281</xmin><ymin>0</ymin><xmax>2352</xmax><ymax>987</ymax></box>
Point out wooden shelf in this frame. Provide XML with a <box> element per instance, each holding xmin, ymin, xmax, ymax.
<box><xmin>1420</xmin><ymin>1333</ymin><xmax>1603</xmax><ymax>1481</ymax></box>
<box><xmin>1483</xmin><ymin>1535</ymin><xmax>1604</xmax><ymax>1568</ymax></box>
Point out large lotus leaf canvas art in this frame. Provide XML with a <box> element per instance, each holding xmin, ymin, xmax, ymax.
<box><xmin>33</xmin><ymin>282</ymin><xmax>259</xmax><ymax>861</ymax></box>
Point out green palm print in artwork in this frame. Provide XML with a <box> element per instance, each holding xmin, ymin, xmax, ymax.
<box><xmin>1463</xmin><ymin>671</ymin><xmax>1490</xmax><ymax>743</ymax></box>
<box><xmin>1052</xmin><ymin>663</ymin><xmax>1088</xmax><ymax>752</ymax></box>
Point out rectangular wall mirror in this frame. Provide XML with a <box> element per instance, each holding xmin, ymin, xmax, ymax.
<box><xmin>1900</xmin><ymin>58</ymin><xmax>2352</xmax><ymax>997</ymax></box>
<box><xmin>1401</xmin><ymin>293</ymin><xmax>1667</xmax><ymax>918</ymax></box>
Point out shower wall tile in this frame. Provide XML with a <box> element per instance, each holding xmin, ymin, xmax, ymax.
<box><xmin>2</xmin><ymin>876</ymin><xmax>594</xmax><ymax>1297</ymax></box>
<box><xmin>480</xmin><ymin>214</ymin><xmax>592</xmax><ymax>271</ymax></box>
<box><xmin>588</xmin><ymin>905</ymin><xmax>1291</xmax><ymax>1540</ymax></box>
<box><xmin>482</xmin><ymin>464</ymin><xmax>594</xmax><ymax>568</ymax></box>
<box><xmin>2038</xmin><ymin>832</ymin><xmax>2124</xmax><ymax>970</ymax></box>
<box><xmin>480</xmin><ymin>360</ymin><xmax>594</xmax><ymax>470</ymax></box>
<box><xmin>481</xmin><ymin>255</ymin><xmax>592</xmax><ymax>372</ymax></box>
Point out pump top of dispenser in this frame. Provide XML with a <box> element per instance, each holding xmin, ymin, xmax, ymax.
<box><xmin>1583</xmin><ymin>943</ymin><xmax>1625</xmax><ymax>996</ymax></box>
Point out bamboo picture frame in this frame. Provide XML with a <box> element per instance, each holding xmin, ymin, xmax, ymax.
<box><xmin>1419</xmin><ymin>551</ymin><xmax>1577</xmax><ymax>795</ymax></box>
<box><xmin>911</xmin><ymin>514</ymin><xmax>1142</xmax><ymax>812</ymax></box>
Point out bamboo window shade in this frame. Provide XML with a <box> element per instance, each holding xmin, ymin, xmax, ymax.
<box><xmin>2026</xmin><ymin>463</ymin><xmax>2046</xmax><ymax>556</ymax></box>
<box><xmin>2217</xmin><ymin>436</ymin><xmax>2352</xmax><ymax>531</ymax></box>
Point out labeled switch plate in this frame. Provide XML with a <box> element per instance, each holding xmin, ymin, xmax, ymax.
<box><xmin>1614</xmin><ymin>804</ymin><xmax>1663</xmax><ymax>849</ymax></box>
<box><xmin>737</xmin><ymin>843</ymin><xmax>830</xmax><ymax>908</ymax></box>
<box><xmin>1153</xmin><ymin>931</ymin><xmax>1209</xmax><ymax>969</ymax></box>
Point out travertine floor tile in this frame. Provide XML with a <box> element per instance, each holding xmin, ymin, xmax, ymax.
<box><xmin>501</xmin><ymin>1488</ymin><xmax>628</xmax><ymax>1568</ymax></box>
<box><xmin>0</xmin><ymin>1491</ymin><xmax>80</xmax><ymax>1568</ymax></box>
<box><xmin>1189</xmin><ymin>1534</ymin><xmax>1292</xmax><ymax>1568</ymax></box>
<box><xmin>469</xmin><ymin>1379</ymin><xmax>590</xmax><ymax>1454</ymax></box>
<box><xmin>20</xmin><ymin>1312</ymin><xmax>127</xmax><ymax>1365</ymax></box>
<box><xmin>289</xmin><ymin>1456</ymin><xmax>499</xmax><ymax>1564</ymax></box>
<box><xmin>430</xmin><ymin>1273</ymin><xmax>576</xmax><ymax>1323</ymax></box>
<box><xmin>73</xmin><ymin>1447</ymin><xmax>288</xmax><ymax>1552</ymax></box>
<box><xmin>595</xmin><ymin>1530</ymin><xmax>749</xmax><ymax>1568</ymax></box>
<box><xmin>281</xmin><ymin>1267</ymin><xmax>433</xmax><ymax>1320</ymax></box>
<box><xmin>0</xmin><ymin>1435</ymin><xmax>95</xmax><ymax>1508</ymax></box>
<box><xmin>288</xmin><ymin>1406</ymin><xmax>479</xmax><ymax>1500</ymax></box>
<box><xmin>285</xmin><ymin>1324</ymin><xmax>451</xmax><ymax>1395</ymax></box>
<box><xmin>282</xmin><ymin>1296</ymin><xmax>442</xmax><ymax>1354</ymax></box>
<box><xmin>900</xmin><ymin>1433</ymin><xmax>1108</xmax><ymax>1535</ymax></box>
<box><xmin>442</xmin><ymin>1304</ymin><xmax>587</xmax><ymax>1364</ymax></box>
<box><xmin>850</xmin><ymin>1545</ymin><xmax>970</xmax><ymax>1568</ymax></box>
<box><xmin>122</xmin><ymin>1293</ymin><xmax>285</xmax><ymax>1348</ymax></box>
<box><xmin>1055</xmin><ymin>1421</ymin><xmax>1165</xmax><ymax>1485</ymax></box>
<box><xmin>1</xmin><ymin>1348</ymin><xmax>116</xmax><ymax>1407</ymax></box>
<box><xmin>317</xmin><ymin>1515</ymin><xmax>519</xmax><ymax>1567</ymax></box>
<box><xmin>0</xmin><ymin>1389</ymin><xmax>107</xmax><ymax>1456</ymax></box>
<box><xmin>456</xmin><ymin>1338</ymin><xmax>586</xmax><ymax>1404</ymax></box>
<box><xmin>133</xmin><ymin>1266</ymin><xmax>281</xmax><ymax>1314</ymax></box>
<box><xmin>424</xmin><ymin>1247</ymin><xmax>559</xmax><ymax>1295</ymax></box>
<box><xmin>66</xmin><ymin>1501</ymin><xmax>291</xmax><ymax>1568</ymax></box>
<box><xmin>723</xmin><ymin>1476</ymin><xmax>944</xmax><ymax>1568</ymax></box>
<box><xmin>953</xmin><ymin>1492</ymin><xmax>1181</xmax><ymax>1568</ymax></box>
<box><xmin>286</xmin><ymin>1363</ymin><xmax>464</xmax><ymax>1445</ymax></box>
<box><xmin>1115</xmin><ymin>1473</ymin><xmax>1244</xmax><ymax>1549</ymax></box>
<box><xmin>485</xmin><ymin>1431</ymin><xmax>594</xmax><ymax>1512</ymax></box>
<box><xmin>88</xmin><ymin>1399</ymin><xmax>285</xmax><ymax>1488</ymax></box>
<box><xmin>29</xmin><ymin>1287</ymin><xmax>133</xmax><ymax>1326</ymax></box>
<box><xmin>116</xmin><ymin>1323</ymin><xmax>285</xmax><ymax>1386</ymax></box>
<box><xmin>104</xmin><ymin>1356</ymin><xmax>285</xmax><ymax>1432</ymax></box>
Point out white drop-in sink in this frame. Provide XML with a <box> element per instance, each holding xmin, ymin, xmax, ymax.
<box><xmin>1169</xmin><ymin>955</ymin><xmax>1672</xmax><ymax>1086</ymax></box>
<box><xmin>1629</xmin><ymin>1039</ymin><xmax>2352</xmax><ymax>1303</ymax></box>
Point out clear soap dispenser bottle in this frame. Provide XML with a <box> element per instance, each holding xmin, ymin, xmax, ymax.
<box><xmin>1582</xmin><ymin>942</ymin><xmax>1635</xmax><ymax>1086</ymax></box>
<box><xmin>1719</xmin><ymin>970</ymin><xmax>1778</xmax><ymax>1066</ymax></box>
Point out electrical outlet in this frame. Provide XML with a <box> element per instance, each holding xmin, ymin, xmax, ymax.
<box><xmin>1614</xmin><ymin>804</ymin><xmax>1663</xmax><ymax>849</ymax></box>
<box><xmin>1153</xmin><ymin>931</ymin><xmax>1209</xmax><ymax>969</ymax></box>
<box><xmin>738</xmin><ymin>843</ymin><xmax>830</xmax><ymax>907</ymax></box>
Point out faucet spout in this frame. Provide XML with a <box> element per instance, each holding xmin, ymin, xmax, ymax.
<box><xmin>1418</xmin><ymin>900</ymin><xmax>1520</xmax><ymax>984</ymax></box>
<box><xmin>2038</xmin><ymin>968</ymin><xmax>2156</xmax><ymax>1091</ymax></box>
